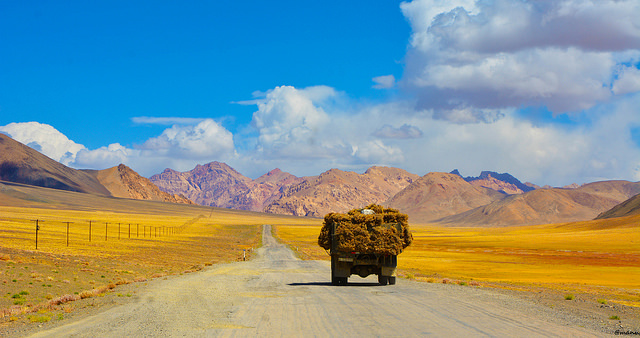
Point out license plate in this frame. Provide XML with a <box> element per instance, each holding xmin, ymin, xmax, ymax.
<box><xmin>338</xmin><ymin>257</ymin><xmax>354</xmax><ymax>262</ymax></box>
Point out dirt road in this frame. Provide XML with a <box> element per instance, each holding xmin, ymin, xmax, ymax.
<box><xmin>28</xmin><ymin>225</ymin><xmax>601</xmax><ymax>337</ymax></box>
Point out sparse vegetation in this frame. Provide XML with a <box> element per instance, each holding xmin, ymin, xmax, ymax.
<box><xmin>564</xmin><ymin>294</ymin><xmax>575</xmax><ymax>300</ymax></box>
<box><xmin>610</xmin><ymin>315</ymin><xmax>621</xmax><ymax>320</ymax></box>
<box><xmin>274</xmin><ymin>216</ymin><xmax>640</xmax><ymax>309</ymax></box>
<box><xmin>0</xmin><ymin>197</ymin><xmax>308</xmax><ymax>324</ymax></box>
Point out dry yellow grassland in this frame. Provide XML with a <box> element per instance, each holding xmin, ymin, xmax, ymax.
<box><xmin>274</xmin><ymin>215</ymin><xmax>640</xmax><ymax>307</ymax></box>
<box><xmin>0</xmin><ymin>202</ymin><xmax>315</xmax><ymax>320</ymax></box>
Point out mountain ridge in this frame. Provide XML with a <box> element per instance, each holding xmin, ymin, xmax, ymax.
<box><xmin>0</xmin><ymin>133</ymin><xmax>192</xmax><ymax>204</ymax></box>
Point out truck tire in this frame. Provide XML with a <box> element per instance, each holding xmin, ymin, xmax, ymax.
<box><xmin>340</xmin><ymin>277</ymin><xmax>348</xmax><ymax>285</ymax></box>
<box><xmin>388</xmin><ymin>276</ymin><xmax>396</xmax><ymax>285</ymax></box>
<box><xmin>332</xmin><ymin>277</ymin><xmax>340</xmax><ymax>286</ymax></box>
<box><xmin>378</xmin><ymin>275</ymin><xmax>388</xmax><ymax>286</ymax></box>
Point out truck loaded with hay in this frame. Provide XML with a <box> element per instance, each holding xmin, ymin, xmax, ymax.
<box><xmin>318</xmin><ymin>204</ymin><xmax>412</xmax><ymax>286</ymax></box>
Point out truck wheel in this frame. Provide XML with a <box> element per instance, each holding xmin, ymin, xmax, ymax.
<box><xmin>378</xmin><ymin>275</ymin><xmax>388</xmax><ymax>286</ymax></box>
<box><xmin>332</xmin><ymin>277</ymin><xmax>340</xmax><ymax>286</ymax></box>
<box><xmin>388</xmin><ymin>276</ymin><xmax>396</xmax><ymax>285</ymax></box>
<box><xmin>340</xmin><ymin>277</ymin><xmax>348</xmax><ymax>285</ymax></box>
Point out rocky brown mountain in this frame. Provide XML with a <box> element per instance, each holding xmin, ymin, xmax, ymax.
<box><xmin>263</xmin><ymin>166</ymin><xmax>419</xmax><ymax>217</ymax></box>
<box><xmin>0</xmin><ymin>133</ymin><xmax>192</xmax><ymax>204</ymax></box>
<box><xmin>232</xmin><ymin>168</ymin><xmax>306</xmax><ymax>211</ymax></box>
<box><xmin>0</xmin><ymin>133</ymin><xmax>110</xmax><ymax>195</ymax></box>
<box><xmin>150</xmin><ymin>163</ymin><xmax>304</xmax><ymax>211</ymax></box>
<box><xmin>437</xmin><ymin>181</ymin><xmax>640</xmax><ymax>226</ymax></box>
<box><xmin>86</xmin><ymin>164</ymin><xmax>192</xmax><ymax>204</ymax></box>
<box><xmin>386</xmin><ymin>172</ymin><xmax>505</xmax><ymax>223</ymax></box>
<box><xmin>595</xmin><ymin>192</ymin><xmax>640</xmax><ymax>219</ymax></box>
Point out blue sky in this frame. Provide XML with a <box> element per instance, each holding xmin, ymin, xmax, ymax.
<box><xmin>2</xmin><ymin>0</ymin><xmax>640</xmax><ymax>186</ymax></box>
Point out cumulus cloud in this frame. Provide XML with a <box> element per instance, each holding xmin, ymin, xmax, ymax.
<box><xmin>140</xmin><ymin>119</ymin><xmax>235</xmax><ymax>159</ymax></box>
<box><xmin>240</xmin><ymin>85</ymin><xmax>409</xmax><ymax>174</ymax></box>
<box><xmin>0</xmin><ymin>122</ymin><xmax>86</xmax><ymax>165</ymax></box>
<box><xmin>372</xmin><ymin>75</ymin><xmax>396</xmax><ymax>89</ymax></box>
<box><xmin>74</xmin><ymin>143</ymin><xmax>131</xmax><ymax>170</ymax></box>
<box><xmin>250</xmin><ymin>85</ymin><xmax>336</xmax><ymax>158</ymax></box>
<box><xmin>400</xmin><ymin>0</ymin><xmax>640</xmax><ymax>116</ymax></box>
<box><xmin>0</xmin><ymin>119</ymin><xmax>237</xmax><ymax>177</ymax></box>
<box><xmin>395</xmin><ymin>94</ymin><xmax>640</xmax><ymax>186</ymax></box>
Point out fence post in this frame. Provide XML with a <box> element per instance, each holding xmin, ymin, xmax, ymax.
<box><xmin>33</xmin><ymin>219</ymin><xmax>41</xmax><ymax>250</ymax></box>
<box><xmin>128</xmin><ymin>223</ymin><xmax>131</xmax><ymax>239</ymax></box>
<box><xmin>89</xmin><ymin>220</ymin><xmax>92</xmax><ymax>242</ymax></box>
<box><xmin>118</xmin><ymin>223</ymin><xmax>121</xmax><ymax>240</ymax></box>
<box><xmin>105</xmin><ymin>222</ymin><xmax>108</xmax><ymax>241</ymax></box>
<box><xmin>64</xmin><ymin>222</ymin><xmax>73</xmax><ymax>247</ymax></box>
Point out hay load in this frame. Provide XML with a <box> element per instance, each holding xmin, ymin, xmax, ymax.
<box><xmin>318</xmin><ymin>204</ymin><xmax>413</xmax><ymax>255</ymax></box>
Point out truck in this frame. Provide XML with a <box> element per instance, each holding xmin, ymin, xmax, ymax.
<box><xmin>318</xmin><ymin>205</ymin><xmax>412</xmax><ymax>286</ymax></box>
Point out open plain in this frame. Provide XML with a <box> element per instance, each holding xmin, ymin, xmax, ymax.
<box><xmin>4</xmin><ymin>225</ymin><xmax>611</xmax><ymax>337</ymax></box>
<box><xmin>1</xmin><ymin>182</ymin><xmax>639</xmax><ymax>336</ymax></box>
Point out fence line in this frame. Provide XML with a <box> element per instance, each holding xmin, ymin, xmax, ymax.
<box><xmin>0</xmin><ymin>216</ymin><xmax>187</xmax><ymax>250</ymax></box>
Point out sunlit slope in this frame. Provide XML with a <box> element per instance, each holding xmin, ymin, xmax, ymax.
<box><xmin>596</xmin><ymin>192</ymin><xmax>640</xmax><ymax>219</ymax></box>
<box><xmin>0</xmin><ymin>181</ymin><xmax>317</xmax><ymax>312</ymax></box>
<box><xmin>402</xmin><ymin>217</ymin><xmax>640</xmax><ymax>289</ymax></box>
<box><xmin>436</xmin><ymin>181</ymin><xmax>640</xmax><ymax>226</ymax></box>
<box><xmin>275</xmin><ymin>215</ymin><xmax>640</xmax><ymax>290</ymax></box>
<box><xmin>0</xmin><ymin>133</ymin><xmax>109</xmax><ymax>195</ymax></box>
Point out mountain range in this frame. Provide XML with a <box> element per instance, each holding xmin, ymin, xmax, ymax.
<box><xmin>0</xmin><ymin>133</ymin><xmax>191</xmax><ymax>204</ymax></box>
<box><xmin>2</xmin><ymin>132</ymin><xmax>640</xmax><ymax>226</ymax></box>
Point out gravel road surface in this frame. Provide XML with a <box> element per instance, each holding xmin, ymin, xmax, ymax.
<box><xmin>27</xmin><ymin>225</ymin><xmax>602</xmax><ymax>337</ymax></box>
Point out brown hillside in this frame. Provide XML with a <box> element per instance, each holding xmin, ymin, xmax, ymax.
<box><xmin>438</xmin><ymin>181</ymin><xmax>640</xmax><ymax>226</ymax></box>
<box><xmin>0</xmin><ymin>133</ymin><xmax>110</xmax><ymax>195</ymax></box>
<box><xmin>86</xmin><ymin>164</ymin><xmax>192</xmax><ymax>204</ymax></box>
<box><xmin>264</xmin><ymin>167</ymin><xmax>419</xmax><ymax>217</ymax></box>
<box><xmin>595</xmin><ymin>192</ymin><xmax>640</xmax><ymax>219</ymax></box>
<box><xmin>386</xmin><ymin>172</ymin><xmax>504</xmax><ymax>223</ymax></box>
<box><xmin>150</xmin><ymin>162</ymin><xmax>251</xmax><ymax>208</ymax></box>
<box><xmin>149</xmin><ymin>162</ymin><xmax>303</xmax><ymax>211</ymax></box>
<box><xmin>233</xmin><ymin>169</ymin><xmax>305</xmax><ymax>211</ymax></box>
<box><xmin>468</xmin><ymin>174</ymin><xmax>525</xmax><ymax>194</ymax></box>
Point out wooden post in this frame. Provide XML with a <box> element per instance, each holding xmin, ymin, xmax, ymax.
<box><xmin>118</xmin><ymin>223</ymin><xmax>121</xmax><ymax>240</ymax></box>
<box><xmin>34</xmin><ymin>220</ymin><xmax>41</xmax><ymax>250</ymax></box>
<box><xmin>64</xmin><ymin>222</ymin><xmax>72</xmax><ymax>247</ymax></box>
<box><xmin>128</xmin><ymin>223</ymin><xmax>131</xmax><ymax>239</ymax></box>
<box><xmin>105</xmin><ymin>222</ymin><xmax>108</xmax><ymax>241</ymax></box>
<box><xmin>89</xmin><ymin>220</ymin><xmax>92</xmax><ymax>242</ymax></box>
<box><xmin>137</xmin><ymin>224</ymin><xmax>139</xmax><ymax>238</ymax></box>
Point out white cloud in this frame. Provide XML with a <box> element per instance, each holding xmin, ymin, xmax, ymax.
<box><xmin>400</xmin><ymin>0</ymin><xmax>640</xmax><ymax>116</ymax></box>
<box><xmin>404</xmin><ymin>93</ymin><xmax>640</xmax><ymax>186</ymax></box>
<box><xmin>372</xmin><ymin>75</ymin><xmax>396</xmax><ymax>89</ymax></box>
<box><xmin>250</xmin><ymin>85</ymin><xmax>335</xmax><ymax>158</ymax></box>
<box><xmin>351</xmin><ymin>140</ymin><xmax>404</xmax><ymax>164</ymax></box>
<box><xmin>74</xmin><ymin>143</ymin><xmax>131</xmax><ymax>170</ymax></box>
<box><xmin>0</xmin><ymin>122</ymin><xmax>86</xmax><ymax>165</ymax></box>
<box><xmin>0</xmin><ymin>119</ymin><xmax>237</xmax><ymax>177</ymax></box>
<box><xmin>140</xmin><ymin>119</ymin><xmax>235</xmax><ymax>159</ymax></box>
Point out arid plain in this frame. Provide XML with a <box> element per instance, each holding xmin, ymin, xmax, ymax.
<box><xmin>1</xmin><ymin>181</ymin><xmax>639</xmax><ymax>335</ymax></box>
